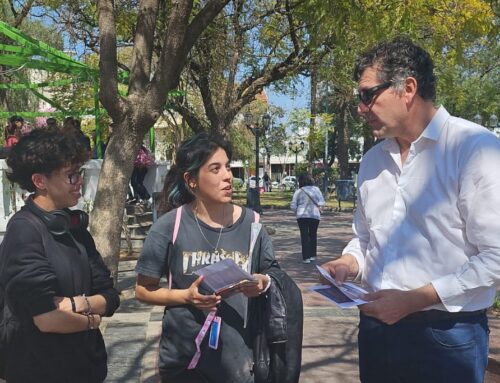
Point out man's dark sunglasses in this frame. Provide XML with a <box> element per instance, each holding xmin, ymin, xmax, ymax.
<box><xmin>358</xmin><ymin>82</ymin><xmax>392</xmax><ymax>106</ymax></box>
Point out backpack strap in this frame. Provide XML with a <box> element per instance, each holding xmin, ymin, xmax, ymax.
<box><xmin>249</xmin><ymin>213</ymin><xmax>261</xmax><ymax>266</ymax></box>
<box><xmin>168</xmin><ymin>206</ymin><xmax>183</xmax><ymax>290</ymax></box>
<box><xmin>253</xmin><ymin>211</ymin><xmax>260</xmax><ymax>223</ymax></box>
<box><xmin>173</xmin><ymin>206</ymin><xmax>182</xmax><ymax>244</ymax></box>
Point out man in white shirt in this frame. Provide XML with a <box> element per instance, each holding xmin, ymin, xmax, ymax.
<box><xmin>322</xmin><ymin>37</ymin><xmax>500</xmax><ymax>383</ymax></box>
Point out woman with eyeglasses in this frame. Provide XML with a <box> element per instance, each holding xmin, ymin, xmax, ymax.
<box><xmin>0</xmin><ymin>128</ymin><xmax>120</xmax><ymax>383</ymax></box>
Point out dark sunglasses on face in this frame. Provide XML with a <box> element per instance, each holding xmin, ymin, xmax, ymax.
<box><xmin>67</xmin><ymin>169</ymin><xmax>84</xmax><ymax>185</ymax></box>
<box><xmin>358</xmin><ymin>82</ymin><xmax>392</xmax><ymax>106</ymax></box>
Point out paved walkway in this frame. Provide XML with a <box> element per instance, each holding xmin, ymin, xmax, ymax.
<box><xmin>102</xmin><ymin>209</ymin><xmax>500</xmax><ymax>383</ymax></box>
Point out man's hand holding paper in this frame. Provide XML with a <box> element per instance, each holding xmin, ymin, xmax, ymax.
<box><xmin>311</xmin><ymin>265</ymin><xmax>369</xmax><ymax>308</ymax></box>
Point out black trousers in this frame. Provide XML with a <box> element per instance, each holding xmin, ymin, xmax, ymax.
<box><xmin>131</xmin><ymin>166</ymin><xmax>150</xmax><ymax>200</ymax></box>
<box><xmin>297</xmin><ymin>218</ymin><xmax>319</xmax><ymax>260</ymax></box>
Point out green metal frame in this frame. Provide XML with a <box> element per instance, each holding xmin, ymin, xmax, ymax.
<box><xmin>0</xmin><ymin>21</ymin><xmax>187</xmax><ymax>157</ymax></box>
<box><xmin>0</xmin><ymin>20</ymin><xmax>132</xmax><ymax>158</ymax></box>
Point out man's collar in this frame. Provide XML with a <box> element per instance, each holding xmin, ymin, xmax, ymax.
<box><xmin>381</xmin><ymin>106</ymin><xmax>449</xmax><ymax>152</ymax></box>
<box><xmin>420</xmin><ymin>105</ymin><xmax>449</xmax><ymax>142</ymax></box>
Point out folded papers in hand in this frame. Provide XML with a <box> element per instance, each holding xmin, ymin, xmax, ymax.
<box><xmin>311</xmin><ymin>265</ymin><xmax>369</xmax><ymax>308</ymax></box>
<box><xmin>195</xmin><ymin>258</ymin><xmax>258</xmax><ymax>297</ymax></box>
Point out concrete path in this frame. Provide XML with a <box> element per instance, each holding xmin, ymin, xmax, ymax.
<box><xmin>102</xmin><ymin>209</ymin><xmax>500</xmax><ymax>383</ymax></box>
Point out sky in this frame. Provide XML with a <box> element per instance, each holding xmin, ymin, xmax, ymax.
<box><xmin>266</xmin><ymin>76</ymin><xmax>310</xmax><ymax>121</ymax></box>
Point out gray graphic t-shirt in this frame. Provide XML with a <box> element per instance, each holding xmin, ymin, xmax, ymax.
<box><xmin>135</xmin><ymin>204</ymin><xmax>277</xmax><ymax>382</ymax></box>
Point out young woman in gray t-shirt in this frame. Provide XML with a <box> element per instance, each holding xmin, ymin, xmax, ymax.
<box><xmin>135</xmin><ymin>132</ymin><xmax>279</xmax><ymax>383</ymax></box>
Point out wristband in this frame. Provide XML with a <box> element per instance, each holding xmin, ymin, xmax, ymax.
<box><xmin>82</xmin><ymin>294</ymin><xmax>92</xmax><ymax>315</ymax></box>
<box><xmin>69</xmin><ymin>296</ymin><xmax>76</xmax><ymax>313</ymax></box>
<box><xmin>86</xmin><ymin>314</ymin><xmax>96</xmax><ymax>330</ymax></box>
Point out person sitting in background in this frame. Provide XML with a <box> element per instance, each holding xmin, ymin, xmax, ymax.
<box><xmin>20</xmin><ymin>121</ymin><xmax>33</xmax><ymax>136</ymax></box>
<box><xmin>4</xmin><ymin>115</ymin><xmax>23</xmax><ymax>148</ymax></box>
<box><xmin>45</xmin><ymin>117</ymin><xmax>59</xmax><ymax>129</ymax></box>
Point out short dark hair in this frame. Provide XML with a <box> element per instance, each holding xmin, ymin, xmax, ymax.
<box><xmin>6</xmin><ymin>128</ymin><xmax>89</xmax><ymax>192</ymax></box>
<box><xmin>354</xmin><ymin>36</ymin><xmax>436</xmax><ymax>101</ymax></box>
<box><xmin>159</xmin><ymin>132</ymin><xmax>232</xmax><ymax>214</ymax></box>
<box><xmin>46</xmin><ymin>117</ymin><xmax>58</xmax><ymax>127</ymax></box>
<box><xmin>10</xmin><ymin>115</ymin><xmax>23</xmax><ymax>124</ymax></box>
<box><xmin>298</xmin><ymin>173</ymin><xmax>314</xmax><ymax>188</ymax></box>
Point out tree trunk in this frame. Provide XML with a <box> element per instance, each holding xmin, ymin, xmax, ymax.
<box><xmin>336</xmin><ymin>102</ymin><xmax>350</xmax><ymax>179</ymax></box>
<box><xmin>94</xmin><ymin>0</ymin><xmax>230</xmax><ymax>280</ymax></box>
<box><xmin>89</xmin><ymin>116</ymin><xmax>145</xmax><ymax>281</ymax></box>
<box><xmin>308</xmin><ymin>63</ymin><xmax>318</xmax><ymax>168</ymax></box>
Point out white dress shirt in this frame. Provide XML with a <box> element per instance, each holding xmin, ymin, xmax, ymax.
<box><xmin>343</xmin><ymin>106</ymin><xmax>500</xmax><ymax>312</ymax></box>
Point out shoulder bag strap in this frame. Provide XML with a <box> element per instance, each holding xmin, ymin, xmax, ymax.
<box><xmin>300</xmin><ymin>188</ymin><xmax>320</xmax><ymax>208</ymax></box>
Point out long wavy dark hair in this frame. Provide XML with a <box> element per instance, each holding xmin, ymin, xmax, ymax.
<box><xmin>158</xmin><ymin>132</ymin><xmax>232</xmax><ymax>215</ymax></box>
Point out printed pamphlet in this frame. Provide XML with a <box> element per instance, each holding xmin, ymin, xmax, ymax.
<box><xmin>310</xmin><ymin>265</ymin><xmax>369</xmax><ymax>308</ymax></box>
<box><xmin>195</xmin><ymin>258</ymin><xmax>258</xmax><ymax>297</ymax></box>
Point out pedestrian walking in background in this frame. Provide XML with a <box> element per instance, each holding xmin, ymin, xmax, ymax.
<box><xmin>291</xmin><ymin>173</ymin><xmax>325</xmax><ymax>264</ymax></box>
<box><xmin>0</xmin><ymin>128</ymin><xmax>120</xmax><ymax>383</ymax></box>
<box><xmin>135</xmin><ymin>132</ymin><xmax>302</xmax><ymax>383</ymax></box>
<box><xmin>321</xmin><ymin>37</ymin><xmax>500</xmax><ymax>383</ymax></box>
<box><xmin>263</xmin><ymin>171</ymin><xmax>270</xmax><ymax>192</ymax></box>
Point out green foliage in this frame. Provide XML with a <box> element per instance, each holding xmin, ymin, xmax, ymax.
<box><xmin>312</xmin><ymin>165</ymin><xmax>338</xmax><ymax>185</ymax></box>
<box><xmin>232</xmin><ymin>177</ymin><xmax>245</xmax><ymax>191</ymax></box>
<box><xmin>229</xmin><ymin>125</ymin><xmax>254</xmax><ymax>160</ymax></box>
<box><xmin>231</xmin><ymin>190</ymin><xmax>295</xmax><ymax>209</ymax></box>
<box><xmin>493</xmin><ymin>292</ymin><xmax>500</xmax><ymax>309</ymax></box>
<box><xmin>291</xmin><ymin>0</ymin><xmax>498</xmax><ymax>167</ymax></box>
<box><xmin>0</xmin><ymin>17</ymin><xmax>65</xmax><ymax>115</ymax></box>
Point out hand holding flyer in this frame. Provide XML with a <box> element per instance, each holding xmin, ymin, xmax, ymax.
<box><xmin>311</xmin><ymin>265</ymin><xmax>369</xmax><ymax>308</ymax></box>
<box><xmin>195</xmin><ymin>259</ymin><xmax>258</xmax><ymax>298</ymax></box>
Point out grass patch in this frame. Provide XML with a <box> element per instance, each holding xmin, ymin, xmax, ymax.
<box><xmin>232</xmin><ymin>190</ymin><xmax>355</xmax><ymax>210</ymax></box>
<box><xmin>494</xmin><ymin>292</ymin><xmax>500</xmax><ymax>310</ymax></box>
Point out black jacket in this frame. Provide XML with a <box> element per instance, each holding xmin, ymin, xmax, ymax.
<box><xmin>250</xmin><ymin>268</ymin><xmax>303</xmax><ymax>383</ymax></box>
<box><xmin>249</xmin><ymin>222</ymin><xmax>303</xmax><ymax>383</ymax></box>
<box><xmin>0</xmin><ymin>206</ymin><xmax>120</xmax><ymax>383</ymax></box>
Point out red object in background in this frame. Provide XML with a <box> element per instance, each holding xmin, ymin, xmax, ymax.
<box><xmin>5</xmin><ymin>135</ymin><xmax>18</xmax><ymax>147</ymax></box>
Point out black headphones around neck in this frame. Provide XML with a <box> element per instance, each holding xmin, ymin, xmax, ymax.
<box><xmin>25</xmin><ymin>197</ymin><xmax>89</xmax><ymax>236</ymax></box>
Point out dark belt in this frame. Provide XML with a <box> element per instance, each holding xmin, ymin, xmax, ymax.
<box><xmin>400</xmin><ymin>309</ymin><xmax>486</xmax><ymax>323</ymax></box>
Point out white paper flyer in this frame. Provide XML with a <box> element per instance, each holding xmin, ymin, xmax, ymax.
<box><xmin>310</xmin><ymin>265</ymin><xmax>369</xmax><ymax>308</ymax></box>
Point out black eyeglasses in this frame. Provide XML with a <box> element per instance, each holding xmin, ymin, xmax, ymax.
<box><xmin>66</xmin><ymin>169</ymin><xmax>84</xmax><ymax>185</ymax></box>
<box><xmin>358</xmin><ymin>82</ymin><xmax>392</xmax><ymax>106</ymax></box>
